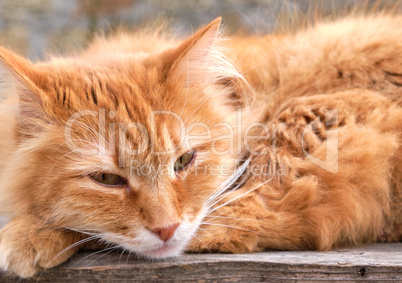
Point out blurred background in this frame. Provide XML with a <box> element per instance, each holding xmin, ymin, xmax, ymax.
<box><xmin>0</xmin><ymin>0</ymin><xmax>400</xmax><ymax>62</ymax></box>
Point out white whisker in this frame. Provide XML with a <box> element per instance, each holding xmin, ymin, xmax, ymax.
<box><xmin>74</xmin><ymin>120</ymin><xmax>112</xmax><ymax>150</ymax></box>
<box><xmin>72</xmin><ymin>246</ymin><xmax>118</xmax><ymax>267</ymax></box>
<box><xmin>191</xmin><ymin>235</ymin><xmax>211</xmax><ymax>252</ymax></box>
<box><xmin>203</xmin><ymin>215</ymin><xmax>257</xmax><ymax>222</ymax></box>
<box><xmin>119</xmin><ymin>248</ymin><xmax>127</xmax><ymax>264</ymax></box>
<box><xmin>195</xmin><ymin>227</ymin><xmax>214</xmax><ymax>237</ymax></box>
<box><xmin>208</xmin><ymin>177</ymin><xmax>272</xmax><ymax>214</ymax></box>
<box><xmin>52</xmin><ymin>235</ymin><xmax>101</xmax><ymax>262</ymax></box>
<box><xmin>40</xmin><ymin>150</ymin><xmax>75</xmax><ymax>191</ymax></box>
<box><xmin>201</xmin><ymin>222</ymin><xmax>257</xmax><ymax>234</ymax></box>
<box><xmin>35</xmin><ymin>235</ymin><xmax>101</xmax><ymax>281</ymax></box>
<box><xmin>178</xmin><ymin>58</ymin><xmax>190</xmax><ymax>121</ymax></box>
<box><xmin>53</xmin><ymin>139</ymin><xmax>99</xmax><ymax>153</ymax></box>
<box><xmin>206</xmin><ymin>158</ymin><xmax>250</xmax><ymax>207</ymax></box>
<box><xmin>61</xmin><ymin>227</ymin><xmax>99</xmax><ymax>236</ymax></box>
<box><xmin>183</xmin><ymin>96</ymin><xmax>213</xmax><ymax>125</ymax></box>
<box><xmin>206</xmin><ymin>172</ymin><xmax>248</xmax><ymax>209</ymax></box>
<box><xmin>89</xmin><ymin>246</ymin><xmax>120</xmax><ymax>264</ymax></box>
<box><xmin>126</xmin><ymin>251</ymin><xmax>134</xmax><ymax>264</ymax></box>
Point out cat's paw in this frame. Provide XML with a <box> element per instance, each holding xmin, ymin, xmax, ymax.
<box><xmin>0</xmin><ymin>217</ymin><xmax>43</xmax><ymax>277</ymax></box>
<box><xmin>0</xmin><ymin>216</ymin><xmax>82</xmax><ymax>278</ymax></box>
<box><xmin>187</xmin><ymin>222</ymin><xmax>260</xmax><ymax>254</ymax></box>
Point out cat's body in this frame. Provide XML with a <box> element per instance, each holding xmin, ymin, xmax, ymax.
<box><xmin>209</xmin><ymin>14</ymin><xmax>402</xmax><ymax>249</ymax></box>
<box><xmin>0</xmin><ymin>13</ymin><xmax>401</xmax><ymax>278</ymax></box>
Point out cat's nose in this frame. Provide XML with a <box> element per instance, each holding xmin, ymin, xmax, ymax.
<box><xmin>150</xmin><ymin>223</ymin><xmax>180</xmax><ymax>241</ymax></box>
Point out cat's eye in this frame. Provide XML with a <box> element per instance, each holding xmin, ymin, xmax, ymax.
<box><xmin>90</xmin><ymin>173</ymin><xmax>128</xmax><ymax>187</ymax></box>
<box><xmin>174</xmin><ymin>151</ymin><xmax>195</xmax><ymax>172</ymax></box>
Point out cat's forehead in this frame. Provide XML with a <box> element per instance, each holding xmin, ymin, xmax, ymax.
<box><xmin>47</xmin><ymin>59</ymin><xmax>189</xmax><ymax>162</ymax></box>
<box><xmin>41</xmin><ymin>57</ymin><xmax>220</xmax><ymax>167</ymax></box>
<box><xmin>49</xmin><ymin>57</ymin><xmax>159</xmax><ymax>90</ymax></box>
<box><xmin>39</xmin><ymin>57</ymin><xmax>169</xmax><ymax>112</ymax></box>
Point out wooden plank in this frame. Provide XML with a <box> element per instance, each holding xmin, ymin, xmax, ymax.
<box><xmin>1</xmin><ymin>243</ymin><xmax>401</xmax><ymax>282</ymax></box>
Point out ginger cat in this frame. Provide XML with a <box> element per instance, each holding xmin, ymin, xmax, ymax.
<box><xmin>0</xmin><ymin>13</ymin><xmax>401</xmax><ymax>278</ymax></box>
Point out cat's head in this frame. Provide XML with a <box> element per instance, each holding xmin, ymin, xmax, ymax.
<box><xmin>0</xmin><ymin>18</ymin><xmax>247</xmax><ymax>257</ymax></box>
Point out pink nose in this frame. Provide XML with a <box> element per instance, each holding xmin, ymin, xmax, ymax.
<box><xmin>150</xmin><ymin>223</ymin><xmax>180</xmax><ymax>241</ymax></box>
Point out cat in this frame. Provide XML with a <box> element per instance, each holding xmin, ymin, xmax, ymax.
<box><xmin>0</xmin><ymin>11</ymin><xmax>401</xmax><ymax>278</ymax></box>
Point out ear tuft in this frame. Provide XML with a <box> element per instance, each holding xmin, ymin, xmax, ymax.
<box><xmin>169</xmin><ymin>18</ymin><xmax>244</xmax><ymax>86</ymax></box>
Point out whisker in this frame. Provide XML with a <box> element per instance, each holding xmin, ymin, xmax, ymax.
<box><xmin>208</xmin><ymin>177</ymin><xmax>272</xmax><ymax>214</ymax></box>
<box><xmin>183</xmin><ymin>96</ymin><xmax>213</xmax><ymax>125</ymax></box>
<box><xmin>72</xmin><ymin>246</ymin><xmax>117</xmax><ymax>267</ymax></box>
<box><xmin>195</xmin><ymin>227</ymin><xmax>214</xmax><ymax>237</ymax></box>
<box><xmin>190</xmin><ymin>235</ymin><xmax>211</xmax><ymax>252</ymax></box>
<box><xmin>178</xmin><ymin>58</ymin><xmax>190</xmax><ymax>121</ymax></box>
<box><xmin>239</xmin><ymin>60</ymin><xmax>265</xmax><ymax>77</ymax></box>
<box><xmin>74</xmin><ymin>120</ymin><xmax>112</xmax><ymax>150</ymax></box>
<box><xmin>36</xmin><ymin>235</ymin><xmax>101</xmax><ymax>281</ymax></box>
<box><xmin>53</xmin><ymin>139</ymin><xmax>99</xmax><ymax>153</ymax></box>
<box><xmin>88</xmin><ymin>246</ymin><xmax>121</xmax><ymax>265</ymax></box>
<box><xmin>206</xmin><ymin>172</ymin><xmax>248</xmax><ymax>209</ymax></box>
<box><xmin>203</xmin><ymin>215</ymin><xmax>257</xmax><ymax>222</ymax></box>
<box><xmin>201</xmin><ymin>222</ymin><xmax>257</xmax><ymax>234</ymax></box>
<box><xmin>119</xmin><ymin>248</ymin><xmax>127</xmax><ymax>264</ymax></box>
<box><xmin>126</xmin><ymin>250</ymin><xmax>134</xmax><ymax>265</ymax></box>
<box><xmin>52</xmin><ymin>235</ymin><xmax>101</xmax><ymax>262</ymax></box>
<box><xmin>205</xmin><ymin>158</ymin><xmax>250</xmax><ymax>206</ymax></box>
<box><xmin>61</xmin><ymin>227</ymin><xmax>99</xmax><ymax>236</ymax></box>
<box><xmin>40</xmin><ymin>150</ymin><xmax>75</xmax><ymax>191</ymax></box>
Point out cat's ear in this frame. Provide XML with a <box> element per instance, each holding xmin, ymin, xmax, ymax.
<box><xmin>166</xmin><ymin>18</ymin><xmax>242</xmax><ymax>86</ymax></box>
<box><xmin>0</xmin><ymin>47</ymin><xmax>49</xmax><ymax>136</ymax></box>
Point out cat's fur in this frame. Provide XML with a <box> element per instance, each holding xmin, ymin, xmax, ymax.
<box><xmin>0</xmin><ymin>12</ymin><xmax>401</xmax><ymax>278</ymax></box>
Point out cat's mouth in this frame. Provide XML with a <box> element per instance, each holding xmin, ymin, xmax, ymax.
<box><xmin>137</xmin><ymin>214</ymin><xmax>205</xmax><ymax>259</ymax></box>
<box><xmin>99</xmin><ymin>219</ymin><xmax>196</xmax><ymax>259</ymax></box>
<box><xmin>100</xmin><ymin>231</ymin><xmax>186</xmax><ymax>259</ymax></box>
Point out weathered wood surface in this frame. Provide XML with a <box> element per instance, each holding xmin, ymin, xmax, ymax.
<box><xmin>1</xmin><ymin>243</ymin><xmax>401</xmax><ymax>282</ymax></box>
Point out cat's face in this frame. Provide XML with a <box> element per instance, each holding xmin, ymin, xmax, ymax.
<box><xmin>0</xmin><ymin>19</ymin><xmax>244</xmax><ymax>258</ymax></box>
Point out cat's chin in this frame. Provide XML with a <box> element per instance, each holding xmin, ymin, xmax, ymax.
<box><xmin>101</xmin><ymin>214</ymin><xmax>205</xmax><ymax>259</ymax></box>
<box><xmin>140</xmin><ymin>242</ymin><xmax>183</xmax><ymax>259</ymax></box>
